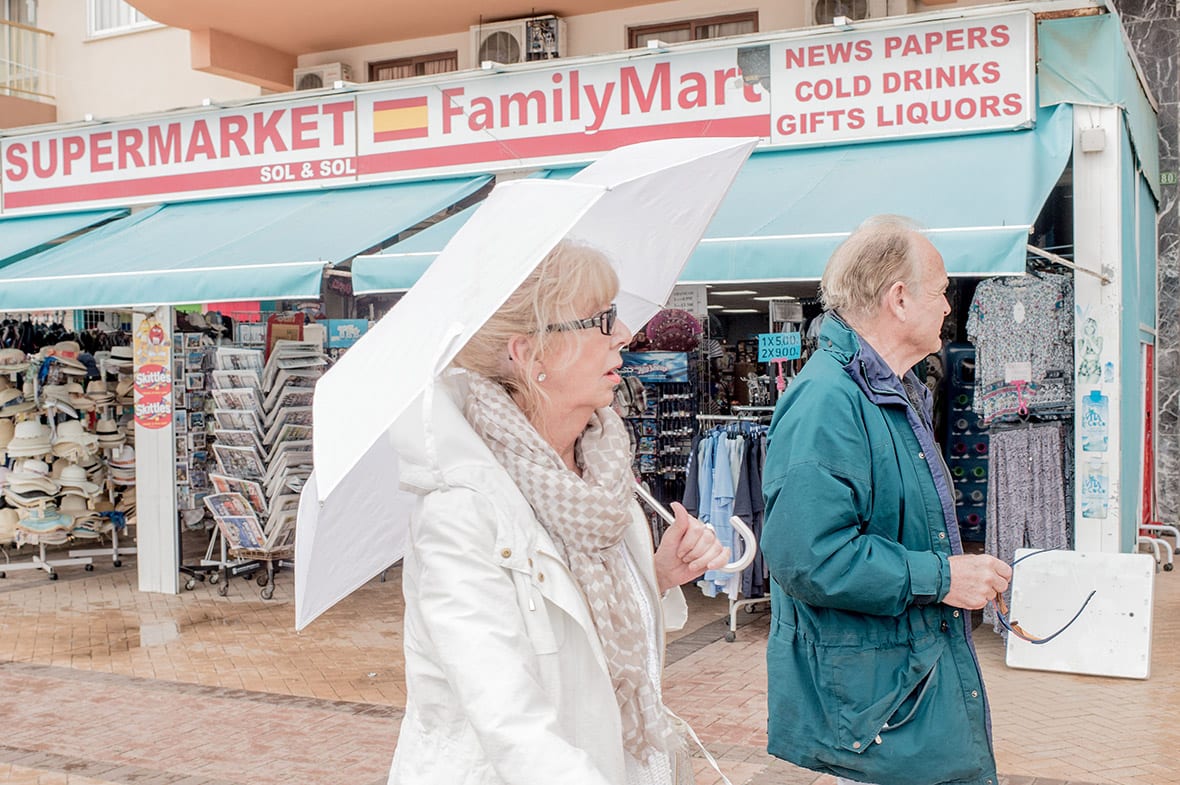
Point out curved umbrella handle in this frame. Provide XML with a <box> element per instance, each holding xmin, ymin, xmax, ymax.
<box><xmin>633</xmin><ymin>483</ymin><xmax>758</xmax><ymax>575</ymax></box>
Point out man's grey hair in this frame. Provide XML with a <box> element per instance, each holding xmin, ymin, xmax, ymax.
<box><xmin>820</xmin><ymin>215</ymin><xmax>926</xmax><ymax>322</ymax></box>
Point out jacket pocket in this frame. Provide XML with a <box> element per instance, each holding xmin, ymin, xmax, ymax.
<box><xmin>824</xmin><ymin>637</ymin><xmax>945</xmax><ymax>754</ymax></box>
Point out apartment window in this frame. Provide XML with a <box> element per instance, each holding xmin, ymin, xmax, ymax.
<box><xmin>87</xmin><ymin>0</ymin><xmax>157</xmax><ymax>37</ymax></box>
<box><xmin>628</xmin><ymin>12</ymin><xmax>758</xmax><ymax>48</ymax></box>
<box><xmin>2</xmin><ymin>0</ymin><xmax>36</xmax><ymax>26</ymax></box>
<box><xmin>369</xmin><ymin>51</ymin><xmax>459</xmax><ymax>82</ymax></box>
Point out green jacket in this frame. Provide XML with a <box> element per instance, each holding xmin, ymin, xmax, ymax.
<box><xmin>761</xmin><ymin>314</ymin><xmax>998</xmax><ymax>785</ymax></box>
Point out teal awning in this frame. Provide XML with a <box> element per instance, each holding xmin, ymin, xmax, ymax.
<box><xmin>0</xmin><ymin>177</ymin><xmax>490</xmax><ymax>311</ymax></box>
<box><xmin>682</xmin><ymin>104</ymin><xmax>1074</xmax><ymax>283</ymax></box>
<box><xmin>352</xmin><ymin>167</ymin><xmax>581</xmax><ymax>295</ymax></box>
<box><xmin>0</xmin><ymin>209</ymin><xmax>127</xmax><ymax>266</ymax></box>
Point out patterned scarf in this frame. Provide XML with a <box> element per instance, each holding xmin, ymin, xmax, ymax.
<box><xmin>463</xmin><ymin>372</ymin><xmax>680</xmax><ymax>760</ymax></box>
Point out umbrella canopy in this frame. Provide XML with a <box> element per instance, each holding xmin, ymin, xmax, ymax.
<box><xmin>296</xmin><ymin>137</ymin><xmax>758</xmax><ymax>630</ymax></box>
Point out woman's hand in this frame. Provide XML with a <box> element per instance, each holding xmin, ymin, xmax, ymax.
<box><xmin>653</xmin><ymin>502</ymin><xmax>730</xmax><ymax>593</ymax></box>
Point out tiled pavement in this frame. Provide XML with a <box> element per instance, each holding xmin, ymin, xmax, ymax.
<box><xmin>0</xmin><ymin>540</ymin><xmax>1176</xmax><ymax>785</ymax></box>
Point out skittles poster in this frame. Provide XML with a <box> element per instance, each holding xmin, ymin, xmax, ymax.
<box><xmin>133</xmin><ymin>314</ymin><xmax>173</xmax><ymax>430</ymax></box>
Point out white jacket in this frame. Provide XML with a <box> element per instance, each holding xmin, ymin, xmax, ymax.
<box><xmin>387</xmin><ymin>372</ymin><xmax>687</xmax><ymax>785</ymax></box>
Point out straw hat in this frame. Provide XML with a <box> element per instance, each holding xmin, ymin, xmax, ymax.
<box><xmin>0</xmin><ymin>388</ymin><xmax>36</xmax><ymax>417</ymax></box>
<box><xmin>16</xmin><ymin>504</ymin><xmax>73</xmax><ymax>535</ymax></box>
<box><xmin>0</xmin><ymin>508</ymin><xmax>17</xmax><ymax>542</ymax></box>
<box><xmin>0</xmin><ymin>348</ymin><xmax>28</xmax><ymax>374</ymax></box>
<box><xmin>58</xmin><ymin>463</ymin><xmax>101</xmax><ymax>497</ymax></box>
<box><xmin>108</xmin><ymin>346</ymin><xmax>133</xmax><ymax>371</ymax></box>
<box><xmin>49</xmin><ymin>341</ymin><xmax>87</xmax><ymax>372</ymax></box>
<box><xmin>65</xmin><ymin>383</ymin><xmax>95</xmax><ymax>412</ymax></box>
<box><xmin>85</xmin><ymin>380</ymin><xmax>114</xmax><ymax>405</ymax></box>
<box><xmin>8</xmin><ymin>458</ymin><xmax>59</xmax><ymax>495</ymax></box>
<box><xmin>53</xmin><ymin>419</ymin><xmax>99</xmax><ymax>452</ymax></box>
<box><xmin>5</xmin><ymin>420</ymin><xmax>51</xmax><ymax>458</ymax></box>
<box><xmin>0</xmin><ymin>419</ymin><xmax>14</xmax><ymax>451</ymax></box>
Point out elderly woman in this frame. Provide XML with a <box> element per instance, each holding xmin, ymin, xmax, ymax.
<box><xmin>386</xmin><ymin>240</ymin><xmax>729</xmax><ymax>785</ymax></box>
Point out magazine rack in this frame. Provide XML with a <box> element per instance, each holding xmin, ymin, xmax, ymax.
<box><xmin>203</xmin><ymin>492</ymin><xmax>294</xmax><ymax>600</ymax></box>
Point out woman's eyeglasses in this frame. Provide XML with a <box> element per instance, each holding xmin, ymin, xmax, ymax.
<box><xmin>546</xmin><ymin>304</ymin><xmax>618</xmax><ymax>336</ymax></box>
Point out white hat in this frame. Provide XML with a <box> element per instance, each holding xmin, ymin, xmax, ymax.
<box><xmin>58</xmin><ymin>463</ymin><xmax>101</xmax><ymax>497</ymax></box>
<box><xmin>8</xmin><ymin>458</ymin><xmax>59</xmax><ymax>495</ymax></box>
<box><xmin>53</xmin><ymin>422</ymin><xmax>99</xmax><ymax>464</ymax></box>
<box><xmin>0</xmin><ymin>348</ymin><xmax>28</xmax><ymax>373</ymax></box>
<box><xmin>0</xmin><ymin>388</ymin><xmax>36</xmax><ymax>416</ymax></box>
<box><xmin>5</xmin><ymin>420</ymin><xmax>52</xmax><ymax>457</ymax></box>
<box><xmin>0</xmin><ymin>508</ymin><xmax>17</xmax><ymax>542</ymax></box>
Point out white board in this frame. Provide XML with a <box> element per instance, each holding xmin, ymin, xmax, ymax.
<box><xmin>1004</xmin><ymin>548</ymin><xmax>1154</xmax><ymax>680</ymax></box>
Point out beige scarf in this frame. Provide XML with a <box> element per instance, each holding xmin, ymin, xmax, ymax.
<box><xmin>464</xmin><ymin>372</ymin><xmax>680</xmax><ymax>759</ymax></box>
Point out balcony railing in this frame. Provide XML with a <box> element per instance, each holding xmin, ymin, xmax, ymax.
<box><xmin>1</xmin><ymin>19</ymin><xmax>54</xmax><ymax>103</ymax></box>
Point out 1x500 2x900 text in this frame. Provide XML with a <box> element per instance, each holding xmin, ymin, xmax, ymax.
<box><xmin>259</xmin><ymin>159</ymin><xmax>357</xmax><ymax>182</ymax></box>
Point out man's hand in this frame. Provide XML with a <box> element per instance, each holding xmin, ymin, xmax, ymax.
<box><xmin>652</xmin><ymin>502</ymin><xmax>730</xmax><ymax>593</ymax></box>
<box><xmin>943</xmin><ymin>554</ymin><xmax>1013</xmax><ymax>610</ymax></box>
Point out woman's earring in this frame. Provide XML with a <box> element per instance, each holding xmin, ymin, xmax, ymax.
<box><xmin>537</xmin><ymin>372</ymin><xmax>547</xmax><ymax>383</ymax></box>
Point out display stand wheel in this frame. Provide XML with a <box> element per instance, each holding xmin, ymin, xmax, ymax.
<box><xmin>724</xmin><ymin>631</ymin><xmax>736</xmax><ymax>643</ymax></box>
<box><xmin>0</xmin><ymin>572</ymin><xmax>6</xmax><ymax>579</ymax></box>
<box><xmin>261</xmin><ymin>585</ymin><xmax>274</xmax><ymax>601</ymax></box>
<box><xmin>113</xmin><ymin>559</ymin><xmax>122</xmax><ymax>568</ymax></box>
<box><xmin>48</xmin><ymin>572</ymin><xmax>58</xmax><ymax>580</ymax></box>
<box><xmin>256</xmin><ymin>574</ymin><xmax>269</xmax><ymax>587</ymax></box>
<box><xmin>184</xmin><ymin>578</ymin><xmax>197</xmax><ymax>591</ymax></box>
<box><xmin>218</xmin><ymin>583</ymin><xmax>229</xmax><ymax>596</ymax></box>
<box><xmin>1166</xmin><ymin>562</ymin><xmax>1174</xmax><ymax>572</ymax></box>
<box><xmin>85</xmin><ymin>564</ymin><xmax>94</xmax><ymax>571</ymax></box>
<box><xmin>208</xmin><ymin>572</ymin><xmax>220</xmax><ymax>585</ymax></box>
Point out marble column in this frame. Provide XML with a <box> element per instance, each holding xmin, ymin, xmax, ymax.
<box><xmin>1110</xmin><ymin>0</ymin><xmax>1179</xmax><ymax>521</ymax></box>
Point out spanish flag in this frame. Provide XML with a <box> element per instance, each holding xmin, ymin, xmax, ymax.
<box><xmin>373</xmin><ymin>97</ymin><xmax>429</xmax><ymax>142</ymax></box>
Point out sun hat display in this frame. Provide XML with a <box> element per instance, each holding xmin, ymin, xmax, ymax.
<box><xmin>5</xmin><ymin>420</ymin><xmax>52</xmax><ymax>458</ymax></box>
<box><xmin>59</xmin><ymin>463</ymin><xmax>101</xmax><ymax>498</ymax></box>
<box><xmin>58</xmin><ymin>495</ymin><xmax>104</xmax><ymax>538</ymax></box>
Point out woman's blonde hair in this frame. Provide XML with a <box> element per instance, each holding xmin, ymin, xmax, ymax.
<box><xmin>453</xmin><ymin>239</ymin><xmax>619</xmax><ymax>415</ymax></box>
<box><xmin>820</xmin><ymin>215</ymin><xmax>924</xmax><ymax>323</ymax></box>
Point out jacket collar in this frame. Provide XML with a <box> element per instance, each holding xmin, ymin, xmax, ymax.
<box><xmin>820</xmin><ymin>311</ymin><xmax>931</xmax><ymax>414</ymax></box>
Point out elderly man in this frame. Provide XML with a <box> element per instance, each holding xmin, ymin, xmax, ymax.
<box><xmin>761</xmin><ymin>215</ymin><xmax>1011</xmax><ymax>785</ymax></box>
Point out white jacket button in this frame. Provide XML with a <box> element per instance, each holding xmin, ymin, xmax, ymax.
<box><xmin>500</xmin><ymin>548</ymin><xmax>512</xmax><ymax>559</ymax></box>
<box><xmin>537</xmin><ymin>572</ymin><xmax>545</xmax><ymax>582</ymax></box>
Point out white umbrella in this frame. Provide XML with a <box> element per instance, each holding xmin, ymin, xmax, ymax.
<box><xmin>296</xmin><ymin>137</ymin><xmax>758</xmax><ymax>630</ymax></box>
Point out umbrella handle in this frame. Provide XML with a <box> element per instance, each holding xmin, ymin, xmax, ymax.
<box><xmin>633</xmin><ymin>483</ymin><xmax>758</xmax><ymax>575</ymax></box>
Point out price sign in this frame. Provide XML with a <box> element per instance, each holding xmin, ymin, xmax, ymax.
<box><xmin>758</xmin><ymin>331</ymin><xmax>801</xmax><ymax>362</ymax></box>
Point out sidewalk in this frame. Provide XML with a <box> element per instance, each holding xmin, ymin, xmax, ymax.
<box><xmin>0</xmin><ymin>546</ymin><xmax>1175</xmax><ymax>785</ymax></box>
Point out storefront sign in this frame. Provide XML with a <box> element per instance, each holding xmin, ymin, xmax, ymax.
<box><xmin>132</xmin><ymin>314</ymin><xmax>172</xmax><ymax>430</ymax></box>
<box><xmin>757</xmin><ymin>331</ymin><xmax>801</xmax><ymax>362</ymax></box>
<box><xmin>324</xmin><ymin>319</ymin><xmax>369</xmax><ymax>348</ymax></box>
<box><xmin>2</xmin><ymin>97</ymin><xmax>358</xmax><ymax>211</ymax></box>
<box><xmin>620</xmin><ymin>351</ymin><xmax>689</xmax><ymax>383</ymax></box>
<box><xmin>768</xmin><ymin>14</ymin><xmax>1033</xmax><ymax>145</ymax></box>
<box><xmin>0</xmin><ymin>11</ymin><xmax>1032</xmax><ymax>213</ymax></box>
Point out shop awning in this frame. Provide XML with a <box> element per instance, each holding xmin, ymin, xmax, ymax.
<box><xmin>0</xmin><ymin>176</ymin><xmax>491</xmax><ymax>311</ymax></box>
<box><xmin>351</xmin><ymin>167</ymin><xmax>582</xmax><ymax>295</ymax></box>
<box><xmin>0</xmin><ymin>208</ymin><xmax>127</xmax><ymax>267</ymax></box>
<box><xmin>682</xmin><ymin>103</ymin><xmax>1074</xmax><ymax>283</ymax></box>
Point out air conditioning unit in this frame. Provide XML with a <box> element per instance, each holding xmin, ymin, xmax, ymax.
<box><xmin>470</xmin><ymin>15</ymin><xmax>565</xmax><ymax>66</ymax></box>
<box><xmin>806</xmin><ymin>0</ymin><xmax>915</xmax><ymax>26</ymax></box>
<box><xmin>293</xmin><ymin>62</ymin><xmax>354</xmax><ymax>91</ymax></box>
